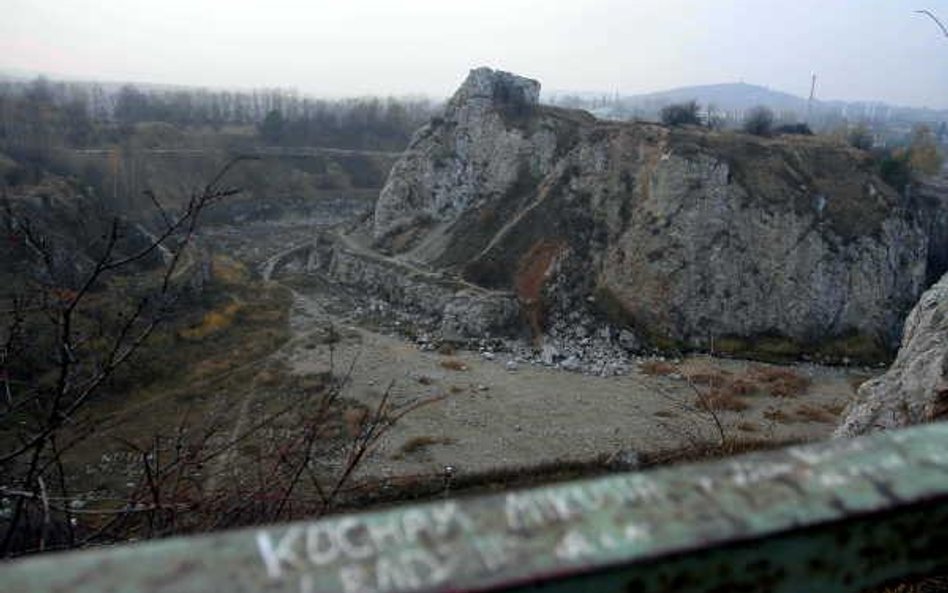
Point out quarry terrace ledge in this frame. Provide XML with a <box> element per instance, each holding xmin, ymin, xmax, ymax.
<box><xmin>4</xmin><ymin>425</ymin><xmax>948</xmax><ymax>593</ymax></box>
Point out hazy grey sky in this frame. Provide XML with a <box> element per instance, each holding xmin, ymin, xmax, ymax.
<box><xmin>2</xmin><ymin>0</ymin><xmax>947</xmax><ymax>107</ymax></box>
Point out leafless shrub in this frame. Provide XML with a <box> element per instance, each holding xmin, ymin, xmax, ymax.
<box><xmin>0</xmin><ymin>158</ymin><xmax>434</xmax><ymax>556</ymax></box>
<box><xmin>1</xmin><ymin>158</ymin><xmax>253</xmax><ymax>555</ymax></box>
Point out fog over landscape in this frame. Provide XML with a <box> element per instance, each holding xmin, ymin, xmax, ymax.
<box><xmin>4</xmin><ymin>2</ymin><xmax>948</xmax><ymax>589</ymax></box>
<box><xmin>2</xmin><ymin>0</ymin><xmax>948</xmax><ymax>107</ymax></box>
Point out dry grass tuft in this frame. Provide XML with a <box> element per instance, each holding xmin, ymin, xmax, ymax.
<box><xmin>393</xmin><ymin>435</ymin><xmax>456</xmax><ymax>459</ymax></box>
<box><xmin>696</xmin><ymin>389</ymin><xmax>751</xmax><ymax>412</ymax></box>
<box><xmin>737</xmin><ymin>421</ymin><xmax>761</xmax><ymax>433</ymax></box>
<box><xmin>640</xmin><ymin>360</ymin><xmax>678</xmax><ymax>376</ymax></box>
<box><xmin>763</xmin><ymin>406</ymin><xmax>792</xmax><ymax>424</ymax></box>
<box><xmin>677</xmin><ymin>363</ymin><xmax>819</xmax><ymax>416</ymax></box>
<box><xmin>686</xmin><ymin>370</ymin><xmax>732</xmax><ymax>386</ymax></box>
<box><xmin>793</xmin><ymin>402</ymin><xmax>842</xmax><ymax>424</ymax></box>
<box><xmin>729</xmin><ymin>378</ymin><xmax>759</xmax><ymax>396</ymax></box>
<box><xmin>439</xmin><ymin>358</ymin><xmax>468</xmax><ymax>371</ymax></box>
<box><xmin>751</xmin><ymin>367</ymin><xmax>811</xmax><ymax>397</ymax></box>
<box><xmin>343</xmin><ymin>406</ymin><xmax>369</xmax><ymax>437</ymax></box>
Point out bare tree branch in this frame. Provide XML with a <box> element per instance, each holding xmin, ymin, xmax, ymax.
<box><xmin>916</xmin><ymin>9</ymin><xmax>948</xmax><ymax>38</ymax></box>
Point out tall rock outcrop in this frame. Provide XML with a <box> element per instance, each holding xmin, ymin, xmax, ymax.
<box><xmin>370</xmin><ymin>68</ymin><xmax>929</xmax><ymax>359</ymax></box>
<box><xmin>374</xmin><ymin>67</ymin><xmax>577</xmax><ymax>257</ymax></box>
<box><xmin>835</xmin><ymin>272</ymin><xmax>948</xmax><ymax>437</ymax></box>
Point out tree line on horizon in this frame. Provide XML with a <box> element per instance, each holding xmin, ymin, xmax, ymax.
<box><xmin>0</xmin><ymin>76</ymin><xmax>439</xmax><ymax>153</ymax></box>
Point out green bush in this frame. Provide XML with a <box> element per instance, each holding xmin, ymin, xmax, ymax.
<box><xmin>775</xmin><ymin>123</ymin><xmax>813</xmax><ymax>136</ymax></box>
<box><xmin>878</xmin><ymin>151</ymin><xmax>911</xmax><ymax>194</ymax></box>
<box><xmin>660</xmin><ymin>101</ymin><xmax>701</xmax><ymax>126</ymax></box>
<box><xmin>743</xmin><ymin>106</ymin><xmax>774</xmax><ymax>137</ymax></box>
<box><xmin>848</xmin><ymin>124</ymin><xmax>874</xmax><ymax>150</ymax></box>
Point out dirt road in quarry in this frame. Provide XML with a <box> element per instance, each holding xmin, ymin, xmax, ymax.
<box><xmin>199</xmin><ymin>209</ymin><xmax>873</xmax><ymax>486</ymax></box>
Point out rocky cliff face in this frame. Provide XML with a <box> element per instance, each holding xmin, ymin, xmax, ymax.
<box><xmin>835</xmin><ymin>272</ymin><xmax>948</xmax><ymax>437</ymax></box>
<box><xmin>370</xmin><ymin>68</ymin><xmax>930</xmax><ymax>360</ymax></box>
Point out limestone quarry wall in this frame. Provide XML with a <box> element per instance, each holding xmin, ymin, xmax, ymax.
<box><xmin>370</xmin><ymin>67</ymin><xmax>931</xmax><ymax>362</ymax></box>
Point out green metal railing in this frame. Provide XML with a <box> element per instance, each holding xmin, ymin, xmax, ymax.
<box><xmin>3</xmin><ymin>423</ymin><xmax>948</xmax><ymax>593</ymax></box>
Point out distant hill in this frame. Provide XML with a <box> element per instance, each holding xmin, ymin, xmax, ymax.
<box><xmin>628</xmin><ymin>82</ymin><xmax>809</xmax><ymax>113</ymax></box>
<box><xmin>546</xmin><ymin>82</ymin><xmax>948</xmax><ymax>125</ymax></box>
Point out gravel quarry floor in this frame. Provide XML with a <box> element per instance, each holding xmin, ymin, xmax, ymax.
<box><xmin>278</xmin><ymin>280</ymin><xmax>870</xmax><ymax>482</ymax></box>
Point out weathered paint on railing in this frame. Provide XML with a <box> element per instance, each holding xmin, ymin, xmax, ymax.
<box><xmin>3</xmin><ymin>423</ymin><xmax>948</xmax><ymax>593</ymax></box>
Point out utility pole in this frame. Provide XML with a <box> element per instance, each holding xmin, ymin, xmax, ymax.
<box><xmin>806</xmin><ymin>73</ymin><xmax>817</xmax><ymax>123</ymax></box>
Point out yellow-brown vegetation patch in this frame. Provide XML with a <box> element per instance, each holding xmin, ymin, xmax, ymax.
<box><xmin>763</xmin><ymin>407</ymin><xmax>792</xmax><ymax>424</ymax></box>
<box><xmin>179</xmin><ymin>300</ymin><xmax>243</xmax><ymax>340</ymax></box>
<box><xmin>439</xmin><ymin>359</ymin><xmax>468</xmax><ymax>371</ymax></box>
<box><xmin>393</xmin><ymin>435</ymin><xmax>457</xmax><ymax>459</ymax></box>
<box><xmin>696</xmin><ymin>389</ymin><xmax>751</xmax><ymax>412</ymax></box>
<box><xmin>750</xmin><ymin>366</ymin><xmax>811</xmax><ymax>397</ymax></box>
<box><xmin>211</xmin><ymin>255</ymin><xmax>249</xmax><ymax>285</ymax></box>
<box><xmin>792</xmin><ymin>403</ymin><xmax>837</xmax><ymax>424</ymax></box>
<box><xmin>640</xmin><ymin>360</ymin><xmax>678</xmax><ymax>376</ymax></box>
